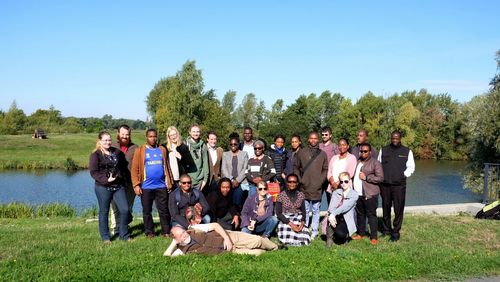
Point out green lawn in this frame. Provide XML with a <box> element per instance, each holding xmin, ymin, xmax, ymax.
<box><xmin>0</xmin><ymin>132</ymin><xmax>147</xmax><ymax>169</ymax></box>
<box><xmin>0</xmin><ymin>215</ymin><xmax>499</xmax><ymax>281</ymax></box>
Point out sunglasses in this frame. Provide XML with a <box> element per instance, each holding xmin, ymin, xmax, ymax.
<box><xmin>181</xmin><ymin>181</ymin><xmax>192</xmax><ymax>184</ymax></box>
<box><xmin>230</xmin><ymin>143</ymin><xmax>238</xmax><ymax>146</ymax></box>
<box><xmin>287</xmin><ymin>180</ymin><xmax>297</xmax><ymax>183</ymax></box>
<box><xmin>340</xmin><ymin>180</ymin><xmax>349</xmax><ymax>184</ymax></box>
<box><xmin>254</xmin><ymin>147</ymin><xmax>263</xmax><ymax>150</ymax></box>
<box><xmin>359</xmin><ymin>150</ymin><xmax>369</xmax><ymax>153</ymax></box>
<box><xmin>258</xmin><ymin>188</ymin><xmax>268</xmax><ymax>191</ymax></box>
<box><xmin>321</xmin><ymin>134</ymin><xmax>329</xmax><ymax>136</ymax></box>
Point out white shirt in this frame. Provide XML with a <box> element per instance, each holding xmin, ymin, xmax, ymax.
<box><xmin>242</xmin><ymin>142</ymin><xmax>255</xmax><ymax>159</ymax></box>
<box><xmin>332</xmin><ymin>157</ymin><xmax>347</xmax><ymax>182</ymax></box>
<box><xmin>208</xmin><ymin>146</ymin><xmax>218</xmax><ymax>166</ymax></box>
<box><xmin>353</xmin><ymin>163</ymin><xmax>363</xmax><ymax>196</ymax></box>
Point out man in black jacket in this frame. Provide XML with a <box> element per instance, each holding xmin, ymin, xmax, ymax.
<box><xmin>378</xmin><ymin>131</ymin><xmax>415</xmax><ymax>242</ymax></box>
<box><xmin>169</xmin><ymin>174</ymin><xmax>211</xmax><ymax>229</ymax></box>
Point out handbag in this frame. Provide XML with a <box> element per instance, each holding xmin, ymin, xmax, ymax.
<box><xmin>267</xmin><ymin>182</ymin><xmax>281</xmax><ymax>202</ymax></box>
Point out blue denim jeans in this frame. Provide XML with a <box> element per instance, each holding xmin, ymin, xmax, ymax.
<box><xmin>94</xmin><ymin>184</ymin><xmax>130</xmax><ymax>241</ymax></box>
<box><xmin>241</xmin><ymin>216</ymin><xmax>278</xmax><ymax>238</ymax></box>
<box><xmin>305</xmin><ymin>200</ymin><xmax>321</xmax><ymax>237</ymax></box>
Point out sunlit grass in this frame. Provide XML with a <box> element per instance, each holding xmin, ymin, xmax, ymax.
<box><xmin>0</xmin><ymin>215</ymin><xmax>498</xmax><ymax>281</ymax></box>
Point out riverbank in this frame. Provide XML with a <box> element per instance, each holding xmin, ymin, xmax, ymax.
<box><xmin>0</xmin><ymin>133</ymin><xmax>96</xmax><ymax>169</ymax></box>
<box><xmin>0</xmin><ymin>215</ymin><xmax>498</xmax><ymax>281</ymax></box>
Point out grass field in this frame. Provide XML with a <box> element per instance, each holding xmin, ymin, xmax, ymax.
<box><xmin>0</xmin><ymin>132</ymin><xmax>147</xmax><ymax>169</ymax></box>
<box><xmin>0</xmin><ymin>215</ymin><xmax>499</xmax><ymax>281</ymax></box>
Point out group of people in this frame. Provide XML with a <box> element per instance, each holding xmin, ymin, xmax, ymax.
<box><xmin>89</xmin><ymin>124</ymin><xmax>415</xmax><ymax>255</ymax></box>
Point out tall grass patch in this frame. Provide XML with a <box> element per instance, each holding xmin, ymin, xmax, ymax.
<box><xmin>0</xmin><ymin>203</ymin><xmax>76</xmax><ymax>218</ymax></box>
<box><xmin>0</xmin><ymin>202</ymin><xmax>34</xmax><ymax>218</ymax></box>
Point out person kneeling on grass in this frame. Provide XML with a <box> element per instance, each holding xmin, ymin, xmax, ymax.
<box><xmin>326</xmin><ymin>172</ymin><xmax>359</xmax><ymax>247</ymax></box>
<box><xmin>276</xmin><ymin>173</ymin><xmax>311</xmax><ymax>246</ymax></box>
<box><xmin>163</xmin><ymin>223</ymin><xmax>278</xmax><ymax>256</ymax></box>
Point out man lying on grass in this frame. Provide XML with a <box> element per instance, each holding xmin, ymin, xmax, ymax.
<box><xmin>163</xmin><ymin>222</ymin><xmax>278</xmax><ymax>256</ymax></box>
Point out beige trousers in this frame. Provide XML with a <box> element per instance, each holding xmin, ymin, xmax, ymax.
<box><xmin>227</xmin><ymin>231</ymin><xmax>278</xmax><ymax>255</ymax></box>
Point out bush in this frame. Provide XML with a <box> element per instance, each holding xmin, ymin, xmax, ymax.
<box><xmin>63</xmin><ymin>157</ymin><xmax>78</xmax><ymax>170</ymax></box>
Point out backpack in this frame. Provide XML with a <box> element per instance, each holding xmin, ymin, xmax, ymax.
<box><xmin>475</xmin><ymin>200</ymin><xmax>500</xmax><ymax>220</ymax></box>
<box><xmin>174</xmin><ymin>188</ymin><xmax>200</xmax><ymax>206</ymax></box>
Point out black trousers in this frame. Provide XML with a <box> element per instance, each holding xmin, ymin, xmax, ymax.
<box><xmin>380</xmin><ymin>184</ymin><xmax>406</xmax><ymax>236</ymax></box>
<box><xmin>141</xmin><ymin>188</ymin><xmax>170</xmax><ymax>235</ymax></box>
<box><xmin>355</xmin><ymin>195</ymin><xmax>378</xmax><ymax>239</ymax></box>
<box><xmin>326</xmin><ymin>215</ymin><xmax>349</xmax><ymax>244</ymax></box>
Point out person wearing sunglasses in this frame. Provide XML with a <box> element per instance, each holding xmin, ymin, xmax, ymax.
<box><xmin>351</xmin><ymin>129</ymin><xmax>378</xmax><ymax>159</ymax></box>
<box><xmin>168</xmin><ymin>174</ymin><xmax>211</xmax><ymax>230</ymax></box>
<box><xmin>327</xmin><ymin>138</ymin><xmax>357</xmax><ymax>192</ymax></box>
<box><xmin>326</xmin><ymin>172</ymin><xmax>359</xmax><ymax>247</ymax></box>
<box><xmin>241</xmin><ymin>181</ymin><xmax>278</xmax><ymax>238</ymax></box>
<box><xmin>320</xmin><ymin>127</ymin><xmax>340</xmax><ymax>206</ymax></box>
<box><xmin>245</xmin><ymin>140</ymin><xmax>276</xmax><ymax>196</ymax></box>
<box><xmin>221</xmin><ymin>135</ymin><xmax>249</xmax><ymax>209</ymax></box>
<box><xmin>276</xmin><ymin>174</ymin><xmax>311</xmax><ymax>246</ymax></box>
<box><xmin>351</xmin><ymin>143</ymin><xmax>384</xmax><ymax>245</ymax></box>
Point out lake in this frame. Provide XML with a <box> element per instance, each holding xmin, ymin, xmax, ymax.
<box><xmin>0</xmin><ymin>160</ymin><xmax>482</xmax><ymax>214</ymax></box>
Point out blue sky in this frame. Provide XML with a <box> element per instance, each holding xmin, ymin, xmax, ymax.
<box><xmin>1</xmin><ymin>1</ymin><xmax>499</xmax><ymax>120</ymax></box>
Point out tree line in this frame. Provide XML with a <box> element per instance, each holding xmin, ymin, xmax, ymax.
<box><xmin>2</xmin><ymin>52</ymin><xmax>498</xmax><ymax>196</ymax></box>
<box><xmin>146</xmin><ymin>54</ymin><xmax>499</xmax><ymax>197</ymax></box>
<box><xmin>0</xmin><ymin>104</ymin><xmax>153</xmax><ymax>135</ymax></box>
<box><xmin>147</xmin><ymin>61</ymin><xmax>495</xmax><ymax>162</ymax></box>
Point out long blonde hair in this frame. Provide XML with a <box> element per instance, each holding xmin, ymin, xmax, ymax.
<box><xmin>93</xmin><ymin>131</ymin><xmax>111</xmax><ymax>153</ymax></box>
<box><xmin>166</xmin><ymin>126</ymin><xmax>183</xmax><ymax>151</ymax></box>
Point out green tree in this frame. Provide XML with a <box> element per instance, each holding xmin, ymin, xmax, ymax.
<box><xmin>0</xmin><ymin>101</ymin><xmax>27</xmax><ymax>135</ymax></box>
<box><xmin>147</xmin><ymin>60</ymin><xmax>205</xmax><ymax>135</ymax></box>
<box><xmin>463</xmin><ymin>51</ymin><xmax>500</xmax><ymax>199</ymax></box>
<box><xmin>332</xmin><ymin>98</ymin><xmax>358</xmax><ymax>142</ymax></box>
<box><xmin>222</xmin><ymin>90</ymin><xmax>236</xmax><ymax>114</ymax></box>
<box><xmin>234</xmin><ymin>93</ymin><xmax>258</xmax><ymax>129</ymax></box>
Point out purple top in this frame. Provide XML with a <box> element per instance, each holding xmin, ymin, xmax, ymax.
<box><xmin>320</xmin><ymin>142</ymin><xmax>340</xmax><ymax>164</ymax></box>
<box><xmin>240</xmin><ymin>193</ymin><xmax>274</xmax><ymax>228</ymax></box>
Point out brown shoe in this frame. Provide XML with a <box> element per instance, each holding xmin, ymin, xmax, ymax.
<box><xmin>146</xmin><ymin>234</ymin><xmax>155</xmax><ymax>239</ymax></box>
<box><xmin>351</xmin><ymin>234</ymin><xmax>365</xmax><ymax>240</ymax></box>
<box><xmin>370</xmin><ymin>239</ymin><xmax>378</xmax><ymax>245</ymax></box>
<box><xmin>103</xmin><ymin>240</ymin><xmax>112</xmax><ymax>244</ymax></box>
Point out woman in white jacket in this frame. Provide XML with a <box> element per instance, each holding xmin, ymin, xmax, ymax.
<box><xmin>326</xmin><ymin>171</ymin><xmax>359</xmax><ymax>247</ymax></box>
